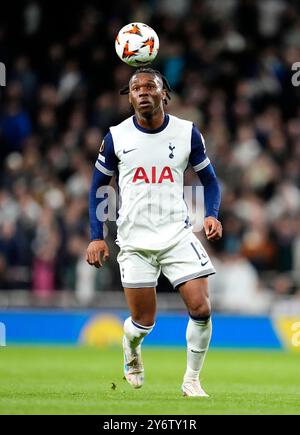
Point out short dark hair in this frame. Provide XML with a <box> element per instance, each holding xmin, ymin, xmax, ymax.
<box><xmin>119</xmin><ymin>68</ymin><xmax>172</xmax><ymax>105</ymax></box>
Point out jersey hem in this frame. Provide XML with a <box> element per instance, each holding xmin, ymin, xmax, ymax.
<box><xmin>116</xmin><ymin>227</ymin><xmax>193</xmax><ymax>252</ymax></box>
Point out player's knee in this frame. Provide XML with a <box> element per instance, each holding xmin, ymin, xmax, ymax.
<box><xmin>188</xmin><ymin>300</ymin><xmax>211</xmax><ymax>319</ymax></box>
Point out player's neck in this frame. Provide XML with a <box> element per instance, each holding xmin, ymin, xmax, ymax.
<box><xmin>134</xmin><ymin>110</ymin><xmax>165</xmax><ymax>130</ymax></box>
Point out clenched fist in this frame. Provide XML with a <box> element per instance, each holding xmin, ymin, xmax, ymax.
<box><xmin>86</xmin><ymin>240</ymin><xmax>110</xmax><ymax>268</ymax></box>
<box><xmin>203</xmin><ymin>217</ymin><xmax>222</xmax><ymax>241</ymax></box>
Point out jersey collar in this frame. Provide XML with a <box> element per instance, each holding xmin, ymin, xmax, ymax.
<box><xmin>132</xmin><ymin>114</ymin><xmax>170</xmax><ymax>134</ymax></box>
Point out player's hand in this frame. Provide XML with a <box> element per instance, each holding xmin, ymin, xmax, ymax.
<box><xmin>86</xmin><ymin>240</ymin><xmax>109</xmax><ymax>268</ymax></box>
<box><xmin>203</xmin><ymin>216</ymin><xmax>222</xmax><ymax>241</ymax></box>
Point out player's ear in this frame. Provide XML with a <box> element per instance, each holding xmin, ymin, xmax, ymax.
<box><xmin>128</xmin><ymin>93</ymin><xmax>132</xmax><ymax>104</ymax></box>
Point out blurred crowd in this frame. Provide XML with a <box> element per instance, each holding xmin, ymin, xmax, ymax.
<box><xmin>0</xmin><ymin>0</ymin><xmax>300</xmax><ymax>311</ymax></box>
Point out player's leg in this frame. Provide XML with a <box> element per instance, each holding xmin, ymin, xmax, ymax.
<box><xmin>124</xmin><ymin>287</ymin><xmax>157</xmax><ymax>327</ymax></box>
<box><xmin>117</xmin><ymin>248</ymin><xmax>159</xmax><ymax>388</ymax></box>
<box><xmin>178</xmin><ymin>277</ymin><xmax>212</xmax><ymax>397</ymax></box>
<box><xmin>159</xmin><ymin>233</ymin><xmax>215</xmax><ymax>396</ymax></box>
<box><xmin>122</xmin><ymin>287</ymin><xmax>156</xmax><ymax>388</ymax></box>
<box><xmin>123</xmin><ymin>286</ymin><xmax>156</xmax><ymax>355</ymax></box>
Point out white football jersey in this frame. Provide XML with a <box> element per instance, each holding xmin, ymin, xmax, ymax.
<box><xmin>95</xmin><ymin>114</ymin><xmax>210</xmax><ymax>250</ymax></box>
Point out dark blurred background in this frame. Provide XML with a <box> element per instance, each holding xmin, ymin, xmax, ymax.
<box><xmin>0</xmin><ymin>0</ymin><xmax>300</xmax><ymax>313</ymax></box>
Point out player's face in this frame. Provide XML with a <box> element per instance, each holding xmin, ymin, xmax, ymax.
<box><xmin>129</xmin><ymin>73</ymin><xmax>166</xmax><ymax>116</ymax></box>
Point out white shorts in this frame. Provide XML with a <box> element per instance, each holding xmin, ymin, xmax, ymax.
<box><xmin>117</xmin><ymin>233</ymin><xmax>216</xmax><ymax>289</ymax></box>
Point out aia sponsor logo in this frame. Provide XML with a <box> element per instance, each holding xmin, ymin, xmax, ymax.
<box><xmin>132</xmin><ymin>166</ymin><xmax>174</xmax><ymax>183</ymax></box>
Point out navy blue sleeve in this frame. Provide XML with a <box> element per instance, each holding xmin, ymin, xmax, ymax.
<box><xmin>89</xmin><ymin>131</ymin><xmax>118</xmax><ymax>240</ymax></box>
<box><xmin>95</xmin><ymin>131</ymin><xmax>119</xmax><ymax>176</ymax></box>
<box><xmin>89</xmin><ymin>168</ymin><xmax>111</xmax><ymax>240</ymax></box>
<box><xmin>189</xmin><ymin>124</ymin><xmax>210</xmax><ymax>171</ymax></box>
<box><xmin>89</xmin><ymin>168</ymin><xmax>112</xmax><ymax>240</ymax></box>
<box><xmin>196</xmin><ymin>163</ymin><xmax>221</xmax><ymax>219</ymax></box>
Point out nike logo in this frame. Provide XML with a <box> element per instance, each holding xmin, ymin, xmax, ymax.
<box><xmin>201</xmin><ymin>260</ymin><xmax>209</xmax><ymax>267</ymax></box>
<box><xmin>123</xmin><ymin>148</ymin><xmax>137</xmax><ymax>154</ymax></box>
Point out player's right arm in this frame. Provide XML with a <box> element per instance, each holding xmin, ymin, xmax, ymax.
<box><xmin>86</xmin><ymin>132</ymin><xmax>118</xmax><ymax>268</ymax></box>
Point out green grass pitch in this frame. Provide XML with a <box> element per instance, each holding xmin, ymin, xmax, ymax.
<box><xmin>0</xmin><ymin>346</ymin><xmax>300</xmax><ymax>415</ymax></box>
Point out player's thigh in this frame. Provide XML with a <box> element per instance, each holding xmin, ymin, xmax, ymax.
<box><xmin>178</xmin><ymin>277</ymin><xmax>211</xmax><ymax>316</ymax></box>
<box><xmin>160</xmin><ymin>233</ymin><xmax>215</xmax><ymax>289</ymax></box>
<box><xmin>117</xmin><ymin>249</ymin><xmax>160</xmax><ymax>288</ymax></box>
<box><xmin>124</xmin><ymin>287</ymin><xmax>157</xmax><ymax>326</ymax></box>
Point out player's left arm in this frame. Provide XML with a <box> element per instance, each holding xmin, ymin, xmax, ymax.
<box><xmin>197</xmin><ymin>164</ymin><xmax>222</xmax><ymax>241</ymax></box>
<box><xmin>189</xmin><ymin>124</ymin><xmax>222</xmax><ymax>241</ymax></box>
